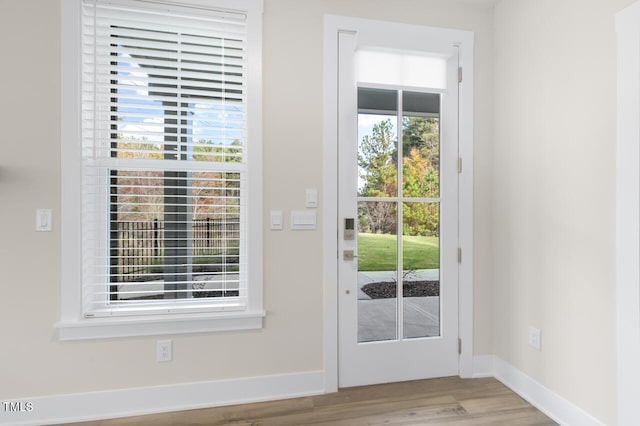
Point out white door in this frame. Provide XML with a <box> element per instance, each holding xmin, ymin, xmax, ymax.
<box><xmin>338</xmin><ymin>30</ymin><xmax>460</xmax><ymax>387</ymax></box>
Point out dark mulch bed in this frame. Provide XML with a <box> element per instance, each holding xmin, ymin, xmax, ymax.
<box><xmin>194</xmin><ymin>290</ymin><xmax>239</xmax><ymax>298</ymax></box>
<box><xmin>361</xmin><ymin>281</ymin><xmax>440</xmax><ymax>299</ymax></box>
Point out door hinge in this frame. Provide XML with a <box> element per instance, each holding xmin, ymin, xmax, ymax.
<box><xmin>458</xmin><ymin>66</ymin><xmax>463</xmax><ymax>83</ymax></box>
<box><xmin>458</xmin><ymin>338</ymin><xmax>462</xmax><ymax>354</ymax></box>
<box><xmin>458</xmin><ymin>248</ymin><xmax>462</xmax><ymax>264</ymax></box>
<box><xmin>458</xmin><ymin>157</ymin><xmax>463</xmax><ymax>174</ymax></box>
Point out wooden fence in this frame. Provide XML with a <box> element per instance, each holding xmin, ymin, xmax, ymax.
<box><xmin>113</xmin><ymin>217</ymin><xmax>240</xmax><ymax>282</ymax></box>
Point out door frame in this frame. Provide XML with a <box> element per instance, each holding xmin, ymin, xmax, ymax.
<box><xmin>322</xmin><ymin>15</ymin><xmax>475</xmax><ymax>392</ymax></box>
<box><xmin>616</xmin><ymin>2</ymin><xmax>640</xmax><ymax>424</ymax></box>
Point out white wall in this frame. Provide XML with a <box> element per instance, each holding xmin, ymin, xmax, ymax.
<box><xmin>492</xmin><ymin>0</ymin><xmax>635</xmax><ymax>423</ymax></box>
<box><xmin>0</xmin><ymin>0</ymin><xmax>494</xmax><ymax>403</ymax></box>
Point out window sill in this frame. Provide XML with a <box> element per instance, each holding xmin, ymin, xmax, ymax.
<box><xmin>55</xmin><ymin>310</ymin><xmax>265</xmax><ymax>340</ymax></box>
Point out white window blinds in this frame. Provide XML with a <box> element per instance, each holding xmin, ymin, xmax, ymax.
<box><xmin>81</xmin><ymin>0</ymin><xmax>248</xmax><ymax>316</ymax></box>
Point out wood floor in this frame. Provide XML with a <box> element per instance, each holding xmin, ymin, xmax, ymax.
<box><xmin>70</xmin><ymin>377</ymin><xmax>556</xmax><ymax>425</ymax></box>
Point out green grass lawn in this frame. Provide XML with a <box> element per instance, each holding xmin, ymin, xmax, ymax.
<box><xmin>358</xmin><ymin>233</ymin><xmax>439</xmax><ymax>271</ymax></box>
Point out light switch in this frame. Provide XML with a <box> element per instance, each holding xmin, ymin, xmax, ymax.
<box><xmin>36</xmin><ymin>209</ymin><xmax>53</xmax><ymax>232</ymax></box>
<box><xmin>270</xmin><ymin>210</ymin><xmax>283</xmax><ymax>230</ymax></box>
<box><xmin>306</xmin><ymin>188</ymin><xmax>318</xmax><ymax>208</ymax></box>
<box><xmin>291</xmin><ymin>210</ymin><xmax>316</xmax><ymax>230</ymax></box>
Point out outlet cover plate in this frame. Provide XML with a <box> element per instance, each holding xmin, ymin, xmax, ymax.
<box><xmin>528</xmin><ymin>326</ymin><xmax>541</xmax><ymax>351</ymax></box>
<box><xmin>157</xmin><ymin>340</ymin><xmax>172</xmax><ymax>362</ymax></box>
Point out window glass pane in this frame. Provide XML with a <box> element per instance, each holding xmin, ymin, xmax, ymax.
<box><xmin>358</xmin><ymin>87</ymin><xmax>397</xmax><ymax>113</ymax></box>
<box><xmin>108</xmin><ymin>170</ymin><xmax>241</xmax><ymax>302</ymax></box>
<box><xmin>402</xmin><ymin>202</ymin><xmax>440</xmax><ymax>339</ymax></box>
<box><xmin>358</xmin><ymin>88</ymin><xmax>397</xmax><ymax>198</ymax></box>
<box><xmin>107</xmin><ymin>21</ymin><xmax>245</xmax><ymax>162</ymax></box>
<box><xmin>358</xmin><ymin>201</ymin><xmax>397</xmax><ymax>343</ymax></box>
<box><xmin>402</xmin><ymin>92</ymin><xmax>440</xmax><ymax>198</ymax></box>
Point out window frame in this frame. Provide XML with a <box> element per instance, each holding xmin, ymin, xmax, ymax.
<box><xmin>58</xmin><ymin>0</ymin><xmax>264</xmax><ymax>340</ymax></box>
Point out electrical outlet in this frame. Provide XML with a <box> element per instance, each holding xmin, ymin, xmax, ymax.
<box><xmin>157</xmin><ymin>340</ymin><xmax>172</xmax><ymax>362</ymax></box>
<box><xmin>528</xmin><ymin>326</ymin><xmax>541</xmax><ymax>351</ymax></box>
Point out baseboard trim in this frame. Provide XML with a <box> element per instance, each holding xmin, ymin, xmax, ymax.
<box><xmin>473</xmin><ymin>355</ymin><xmax>603</xmax><ymax>426</ymax></box>
<box><xmin>2</xmin><ymin>359</ymin><xmax>604</xmax><ymax>426</ymax></box>
<box><xmin>0</xmin><ymin>371</ymin><xmax>325</xmax><ymax>426</ymax></box>
<box><xmin>471</xmin><ymin>354</ymin><xmax>495</xmax><ymax>378</ymax></box>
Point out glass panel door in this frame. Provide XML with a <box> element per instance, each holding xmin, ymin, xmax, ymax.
<box><xmin>337</xmin><ymin>28</ymin><xmax>460</xmax><ymax>388</ymax></box>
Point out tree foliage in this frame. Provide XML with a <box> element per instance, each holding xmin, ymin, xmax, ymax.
<box><xmin>114</xmin><ymin>136</ymin><xmax>242</xmax><ymax>221</ymax></box>
<box><xmin>358</xmin><ymin>119</ymin><xmax>397</xmax><ymax>234</ymax></box>
<box><xmin>358</xmin><ymin>119</ymin><xmax>396</xmax><ymax>197</ymax></box>
<box><xmin>402</xmin><ymin>116</ymin><xmax>439</xmax><ymax>170</ymax></box>
<box><xmin>358</xmin><ymin>115</ymin><xmax>441</xmax><ymax>237</ymax></box>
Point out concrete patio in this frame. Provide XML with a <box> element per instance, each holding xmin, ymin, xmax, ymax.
<box><xmin>357</xmin><ymin>269</ymin><xmax>441</xmax><ymax>342</ymax></box>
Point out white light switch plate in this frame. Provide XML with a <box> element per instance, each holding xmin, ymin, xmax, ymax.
<box><xmin>35</xmin><ymin>209</ymin><xmax>53</xmax><ymax>232</ymax></box>
<box><xmin>291</xmin><ymin>210</ymin><xmax>316</xmax><ymax>230</ymax></box>
<box><xmin>270</xmin><ymin>210</ymin><xmax>283</xmax><ymax>230</ymax></box>
<box><xmin>306</xmin><ymin>188</ymin><xmax>318</xmax><ymax>208</ymax></box>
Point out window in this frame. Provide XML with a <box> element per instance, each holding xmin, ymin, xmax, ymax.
<box><xmin>59</xmin><ymin>0</ymin><xmax>263</xmax><ymax>339</ymax></box>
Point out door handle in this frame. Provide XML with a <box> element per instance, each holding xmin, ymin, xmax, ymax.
<box><xmin>343</xmin><ymin>250</ymin><xmax>358</xmax><ymax>261</ymax></box>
